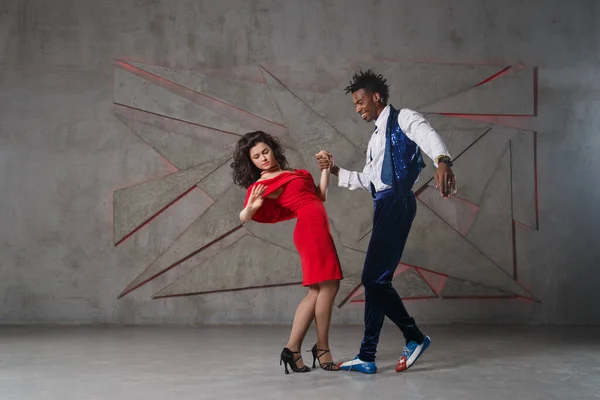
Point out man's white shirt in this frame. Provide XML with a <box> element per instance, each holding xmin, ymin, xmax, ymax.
<box><xmin>337</xmin><ymin>105</ymin><xmax>450</xmax><ymax>193</ymax></box>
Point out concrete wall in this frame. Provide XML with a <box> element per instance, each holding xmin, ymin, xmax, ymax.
<box><xmin>1</xmin><ymin>0</ymin><xmax>598</xmax><ymax>325</ymax></box>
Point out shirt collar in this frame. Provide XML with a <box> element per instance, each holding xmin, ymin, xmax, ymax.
<box><xmin>374</xmin><ymin>105</ymin><xmax>390</xmax><ymax>133</ymax></box>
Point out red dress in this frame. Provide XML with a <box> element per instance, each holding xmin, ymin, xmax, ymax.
<box><xmin>244</xmin><ymin>169</ymin><xmax>343</xmax><ymax>286</ymax></box>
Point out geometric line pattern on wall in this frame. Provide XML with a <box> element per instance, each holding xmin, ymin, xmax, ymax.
<box><xmin>466</xmin><ymin>144</ymin><xmax>514</xmax><ymax>276</ymax></box>
<box><xmin>402</xmin><ymin>202</ymin><xmax>533</xmax><ymax>299</ymax></box>
<box><xmin>416</xmin><ymin>267</ymin><xmax>449</xmax><ymax>297</ymax></box>
<box><xmin>115</xmin><ymin>61</ymin><xmax>292</xmax><ymax>146</ymax></box>
<box><xmin>416</xmin><ymin>186</ymin><xmax>479</xmax><ymax>237</ymax></box>
<box><xmin>117</xmin><ymin>185</ymin><xmax>245</xmax><ymax>298</ymax></box>
<box><xmin>112</xmin><ymin>59</ymin><xmax>539</xmax><ymax>304</ymax></box>
<box><xmin>441</xmin><ymin>277</ymin><xmax>514</xmax><ymax>299</ymax></box>
<box><xmin>114</xmin><ymin>66</ymin><xmax>249</xmax><ymax>136</ymax></box>
<box><xmin>153</xmin><ymin>234</ymin><xmax>303</xmax><ymax>298</ymax></box>
<box><xmin>112</xmin><ymin>157</ymin><xmax>228</xmax><ymax>245</ymax></box>
<box><xmin>124</xmin><ymin>61</ymin><xmax>286</xmax><ymax>126</ymax></box>
<box><xmin>114</xmin><ymin>106</ymin><xmax>241</xmax><ymax>171</ymax></box>
<box><xmin>421</xmin><ymin>67</ymin><xmax>535</xmax><ymax>116</ymax></box>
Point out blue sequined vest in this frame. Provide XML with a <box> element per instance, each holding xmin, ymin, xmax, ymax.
<box><xmin>382</xmin><ymin>105</ymin><xmax>426</xmax><ymax>198</ymax></box>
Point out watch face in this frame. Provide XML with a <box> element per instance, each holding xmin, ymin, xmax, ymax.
<box><xmin>437</xmin><ymin>156</ymin><xmax>452</xmax><ymax>166</ymax></box>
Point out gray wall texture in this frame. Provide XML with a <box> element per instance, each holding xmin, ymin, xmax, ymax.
<box><xmin>1</xmin><ymin>0</ymin><xmax>599</xmax><ymax>325</ymax></box>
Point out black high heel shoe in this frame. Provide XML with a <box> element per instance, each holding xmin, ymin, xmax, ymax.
<box><xmin>280</xmin><ymin>347</ymin><xmax>310</xmax><ymax>374</ymax></box>
<box><xmin>310</xmin><ymin>344</ymin><xmax>340</xmax><ymax>371</ymax></box>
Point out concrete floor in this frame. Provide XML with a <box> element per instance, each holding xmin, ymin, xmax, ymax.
<box><xmin>0</xmin><ymin>325</ymin><xmax>599</xmax><ymax>400</ymax></box>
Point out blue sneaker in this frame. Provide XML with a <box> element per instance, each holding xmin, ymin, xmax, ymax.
<box><xmin>338</xmin><ymin>356</ymin><xmax>377</xmax><ymax>374</ymax></box>
<box><xmin>395</xmin><ymin>335</ymin><xmax>431</xmax><ymax>372</ymax></box>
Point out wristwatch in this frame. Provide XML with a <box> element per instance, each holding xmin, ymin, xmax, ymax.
<box><xmin>436</xmin><ymin>155</ymin><xmax>453</xmax><ymax>167</ymax></box>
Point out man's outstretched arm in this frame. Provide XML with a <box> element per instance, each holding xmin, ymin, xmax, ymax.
<box><xmin>316</xmin><ymin>152</ymin><xmax>371</xmax><ymax>193</ymax></box>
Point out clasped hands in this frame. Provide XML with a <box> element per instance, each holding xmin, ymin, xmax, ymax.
<box><xmin>315</xmin><ymin>150</ymin><xmax>334</xmax><ymax>170</ymax></box>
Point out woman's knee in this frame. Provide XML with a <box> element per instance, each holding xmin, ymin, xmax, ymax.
<box><xmin>307</xmin><ymin>285</ymin><xmax>320</xmax><ymax>297</ymax></box>
<box><xmin>314</xmin><ymin>280</ymin><xmax>339</xmax><ymax>298</ymax></box>
<box><xmin>321</xmin><ymin>279</ymin><xmax>340</xmax><ymax>292</ymax></box>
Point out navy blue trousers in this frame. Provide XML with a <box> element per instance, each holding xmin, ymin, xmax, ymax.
<box><xmin>358</xmin><ymin>189</ymin><xmax>424</xmax><ymax>362</ymax></box>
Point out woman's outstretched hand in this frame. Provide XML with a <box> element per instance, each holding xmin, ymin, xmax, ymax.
<box><xmin>240</xmin><ymin>184</ymin><xmax>267</xmax><ymax>222</ymax></box>
<box><xmin>246</xmin><ymin>184</ymin><xmax>266</xmax><ymax>210</ymax></box>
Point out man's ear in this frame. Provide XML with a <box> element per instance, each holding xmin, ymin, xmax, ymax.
<box><xmin>373</xmin><ymin>92</ymin><xmax>381</xmax><ymax>103</ymax></box>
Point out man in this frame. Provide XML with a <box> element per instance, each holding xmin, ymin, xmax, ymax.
<box><xmin>316</xmin><ymin>69</ymin><xmax>456</xmax><ymax>374</ymax></box>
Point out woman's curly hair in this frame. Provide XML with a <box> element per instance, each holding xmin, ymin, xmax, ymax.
<box><xmin>230</xmin><ymin>131</ymin><xmax>289</xmax><ymax>189</ymax></box>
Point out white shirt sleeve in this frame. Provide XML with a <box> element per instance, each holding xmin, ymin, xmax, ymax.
<box><xmin>399</xmin><ymin>109</ymin><xmax>450</xmax><ymax>167</ymax></box>
<box><xmin>337</xmin><ymin>147</ymin><xmax>372</xmax><ymax>193</ymax></box>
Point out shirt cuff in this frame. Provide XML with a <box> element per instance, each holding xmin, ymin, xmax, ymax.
<box><xmin>337</xmin><ymin>167</ymin><xmax>351</xmax><ymax>188</ymax></box>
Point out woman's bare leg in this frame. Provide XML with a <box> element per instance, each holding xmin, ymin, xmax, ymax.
<box><xmin>313</xmin><ymin>280</ymin><xmax>340</xmax><ymax>366</ymax></box>
<box><xmin>285</xmin><ymin>285</ymin><xmax>319</xmax><ymax>367</ymax></box>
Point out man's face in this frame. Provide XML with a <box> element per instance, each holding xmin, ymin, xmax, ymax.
<box><xmin>352</xmin><ymin>88</ymin><xmax>381</xmax><ymax>123</ymax></box>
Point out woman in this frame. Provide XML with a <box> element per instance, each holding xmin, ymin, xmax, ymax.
<box><xmin>231</xmin><ymin>131</ymin><xmax>342</xmax><ymax>374</ymax></box>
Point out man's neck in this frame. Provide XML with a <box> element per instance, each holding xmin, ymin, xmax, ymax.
<box><xmin>374</xmin><ymin>103</ymin><xmax>387</xmax><ymax>121</ymax></box>
<box><xmin>376</xmin><ymin>103</ymin><xmax>387</xmax><ymax>119</ymax></box>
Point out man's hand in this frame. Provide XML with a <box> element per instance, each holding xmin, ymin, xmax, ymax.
<box><xmin>434</xmin><ymin>163</ymin><xmax>456</xmax><ymax>199</ymax></box>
